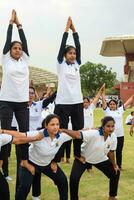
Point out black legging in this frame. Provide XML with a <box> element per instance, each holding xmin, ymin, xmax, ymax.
<box><xmin>61</xmin><ymin>140</ymin><xmax>72</xmax><ymax>159</ymax></box>
<box><xmin>70</xmin><ymin>159</ymin><xmax>120</xmax><ymax>200</ymax></box>
<box><xmin>116</xmin><ymin>136</ymin><xmax>124</xmax><ymax>169</ymax></box>
<box><xmin>15</xmin><ymin>162</ymin><xmax>68</xmax><ymax>200</ymax></box>
<box><xmin>0</xmin><ymin>171</ymin><xmax>10</xmax><ymax>200</ymax></box>
<box><xmin>54</xmin><ymin>103</ymin><xmax>84</xmax><ymax>161</ymax></box>
<box><xmin>0</xmin><ymin>101</ymin><xmax>29</xmax><ymax>194</ymax></box>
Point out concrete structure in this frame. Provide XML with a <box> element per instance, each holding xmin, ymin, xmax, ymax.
<box><xmin>100</xmin><ymin>36</ymin><xmax>134</xmax><ymax>102</ymax></box>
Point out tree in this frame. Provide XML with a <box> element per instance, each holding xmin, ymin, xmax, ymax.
<box><xmin>80</xmin><ymin>62</ymin><xmax>117</xmax><ymax>96</ymax></box>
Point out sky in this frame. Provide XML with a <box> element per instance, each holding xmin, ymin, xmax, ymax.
<box><xmin>0</xmin><ymin>0</ymin><xmax>134</xmax><ymax>80</ymax></box>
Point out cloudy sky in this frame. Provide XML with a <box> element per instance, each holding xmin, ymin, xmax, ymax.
<box><xmin>0</xmin><ymin>0</ymin><xmax>134</xmax><ymax>80</ymax></box>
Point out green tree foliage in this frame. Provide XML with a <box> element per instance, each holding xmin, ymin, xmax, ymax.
<box><xmin>80</xmin><ymin>62</ymin><xmax>117</xmax><ymax>96</ymax></box>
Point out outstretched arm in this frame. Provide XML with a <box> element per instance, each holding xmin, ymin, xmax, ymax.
<box><xmin>0</xmin><ymin>129</ymin><xmax>43</xmax><ymax>144</ymax></box>
<box><xmin>57</xmin><ymin>17</ymin><xmax>72</xmax><ymax>63</ymax></box>
<box><xmin>70</xmin><ymin>20</ymin><xmax>81</xmax><ymax>65</ymax></box>
<box><xmin>3</xmin><ymin>10</ymin><xmax>15</xmax><ymax>54</ymax></box>
<box><xmin>60</xmin><ymin>129</ymin><xmax>82</xmax><ymax>139</ymax></box>
<box><xmin>124</xmin><ymin>95</ymin><xmax>134</xmax><ymax>109</ymax></box>
<box><xmin>14</xmin><ymin>11</ymin><xmax>29</xmax><ymax>56</ymax></box>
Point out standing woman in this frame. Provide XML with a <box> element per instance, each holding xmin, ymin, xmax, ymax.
<box><xmin>0</xmin><ymin>9</ymin><xmax>34</xmax><ymax>183</ymax></box>
<box><xmin>61</xmin><ymin>116</ymin><xmax>120</xmax><ymax>200</ymax></box>
<box><xmin>54</xmin><ymin>17</ymin><xmax>84</xmax><ymax>161</ymax></box>
<box><xmin>102</xmin><ymin>88</ymin><xmax>134</xmax><ymax>169</ymax></box>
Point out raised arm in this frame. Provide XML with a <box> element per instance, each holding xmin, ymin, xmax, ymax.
<box><xmin>42</xmin><ymin>91</ymin><xmax>57</xmax><ymax>108</ymax></box>
<box><xmin>92</xmin><ymin>84</ymin><xmax>105</xmax><ymax>106</ymax></box>
<box><xmin>14</xmin><ymin>11</ymin><xmax>29</xmax><ymax>56</ymax></box>
<box><xmin>57</xmin><ymin>17</ymin><xmax>72</xmax><ymax>63</ymax></box>
<box><xmin>124</xmin><ymin>95</ymin><xmax>134</xmax><ymax>109</ymax></box>
<box><xmin>101</xmin><ymin>84</ymin><xmax>107</xmax><ymax>109</ymax></box>
<box><xmin>3</xmin><ymin>10</ymin><xmax>15</xmax><ymax>54</ymax></box>
<box><xmin>70</xmin><ymin>20</ymin><xmax>81</xmax><ymax>65</ymax></box>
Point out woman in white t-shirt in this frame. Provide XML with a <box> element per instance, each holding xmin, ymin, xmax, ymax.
<box><xmin>54</xmin><ymin>17</ymin><xmax>84</xmax><ymax>161</ymax></box>
<box><xmin>0</xmin><ymin>129</ymin><xmax>42</xmax><ymax>200</ymax></box>
<box><xmin>3</xmin><ymin>114</ymin><xmax>72</xmax><ymax>200</ymax></box>
<box><xmin>61</xmin><ymin>116</ymin><xmax>119</xmax><ymax>200</ymax></box>
<box><xmin>0</xmin><ymin>10</ymin><xmax>33</xmax><ymax>180</ymax></box>
<box><xmin>83</xmin><ymin>85</ymin><xmax>104</xmax><ymax>129</ymax></box>
<box><xmin>102</xmin><ymin>90</ymin><xmax>134</xmax><ymax>169</ymax></box>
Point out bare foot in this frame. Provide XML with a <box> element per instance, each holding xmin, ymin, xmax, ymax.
<box><xmin>108</xmin><ymin>197</ymin><xmax>117</xmax><ymax>200</ymax></box>
<box><xmin>50</xmin><ymin>161</ymin><xmax>58</xmax><ymax>173</ymax></box>
<box><xmin>66</xmin><ymin>158</ymin><xmax>70</xmax><ymax>164</ymax></box>
<box><xmin>87</xmin><ymin>168</ymin><xmax>93</xmax><ymax>174</ymax></box>
<box><xmin>61</xmin><ymin>158</ymin><xmax>65</xmax><ymax>163</ymax></box>
<box><xmin>75</xmin><ymin>156</ymin><xmax>86</xmax><ymax>164</ymax></box>
<box><xmin>20</xmin><ymin>160</ymin><xmax>35</xmax><ymax>175</ymax></box>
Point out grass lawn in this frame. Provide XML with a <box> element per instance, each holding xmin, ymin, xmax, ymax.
<box><xmin>8</xmin><ymin>108</ymin><xmax>134</xmax><ymax>200</ymax></box>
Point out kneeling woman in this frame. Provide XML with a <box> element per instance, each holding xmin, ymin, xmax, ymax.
<box><xmin>62</xmin><ymin>116</ymin><xmax>120</xmax><ymax>200</ymax></box>
<box><xmin>4</xmin><ymin>114</ymin><xmax>72</xmax><ymax>200</ymax></box>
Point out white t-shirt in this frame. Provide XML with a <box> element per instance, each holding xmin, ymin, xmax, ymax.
<box><xmin>41</xmin><ymin>102</ymin><xmax>55</xmax><ymax>120</ymax></box>
<box><xmin>81</xmin><ymin>129</ymin><xmax>117</xmax><ymax>164</ymax></box>
<box><xmin>29</xmin><ymin>101</ymin><xmax>43</xmax><ymax>131</ymax></box>
<box><xmin>27</xmin><ymin>130</ymin><xmax>72</xmax><ymax>166</ymax></box>
<box><xmin>0</xmin><ymin>52</ymin><xmax>29</xmax><ymax>102</ymax></box>
<box><xmin>84</xmin><ymin>103</ymin><xmax>96</xmax><ymax>129</ymax></box>
<box><xmin>104</xmin><ymin>106</ymin><xmax>125</xmax><ymax>137</ymax></box>
<box><xmin>0</xmin><ymin>134</ymin><xmax>12</xmax><ymax>151</ymax></box>
<box><xmin>125</xmin><ymin>114</ymin><xmax>133</xmax><ymax>124</ymax></box>
<box><xmin>56</xmin><ymin>61</ymin><xmax>83</xmax><ymax>104</ymax></box>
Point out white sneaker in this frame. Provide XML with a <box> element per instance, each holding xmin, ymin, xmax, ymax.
<box><xmin>32</xmin><ymin>196</ymin><xmax>40</xmax><ymax>200</ymax></box>
<box><xmin>5</xmin><ymin>176</ymin><xmax>13</xmax><ymax>181</ymax></box>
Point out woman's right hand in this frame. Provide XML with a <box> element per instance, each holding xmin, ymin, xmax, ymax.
<box><xmin>10</xmin><ymin>9</ymin><xmax>16</xmax><ymax>24</ymax></box>
<box><xmin>65</xmin><ymin>16</ymin><xmax>72</xmax><ymax>32</ymax></box>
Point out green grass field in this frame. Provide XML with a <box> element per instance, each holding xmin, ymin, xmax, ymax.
<box><xmin>8</xmin><ymin>108</ymin><xmax>134</xmax><ymax>200</ymax></box>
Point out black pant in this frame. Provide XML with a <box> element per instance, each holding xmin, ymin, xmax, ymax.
<box><xmin>0</xmin><ymin>171</ymin><xmax>10</xmax><ymax>200</ymax></box>
<box><xmin>54</xmin><ymin>103</ymin><xmax>84</xmax><ymax>160</ymax></box>
<box><xmin>70</xmin><ymin>159</ymin><xmax>120</xmax><ymax>200</ymax></box>
<box><xmin>0</xmin><ymin>101</ymin><xmax>29</xmax><ymax>194</ymax></box>
<box><xmin>2</xmin><ymin>127</ymin><xmax>16</xmax><ymax>178</ymax></box>
<box><xmin>116</xmin><ymin>136</ymin><xmax>124</xmax><ymax>169</ymax></box>
<box><xmin>61</xmin><ymin>140</ymin><xmax>72</xmax><ymax>159</ymax></box>
<box><xmin>15</xmin><ymin>162</ymin><xmax>68</xmax><ymax>200</ymax></box>
<box><xmin>32</xmin><ymin>171</ymin><xmax>41</xmax><ymax>197</ymax></box>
